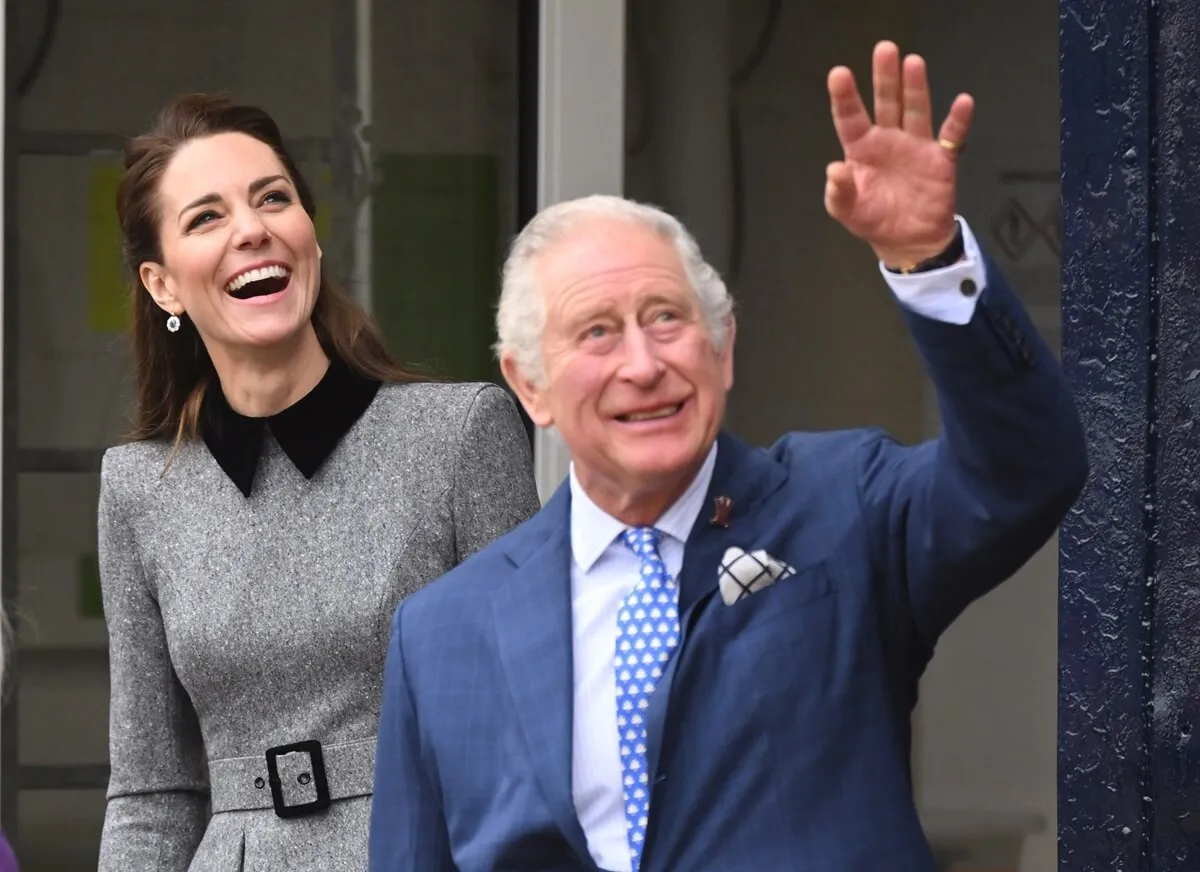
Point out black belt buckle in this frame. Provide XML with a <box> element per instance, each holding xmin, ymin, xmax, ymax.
<box><xmin>265</xmin><ymin>739</ymin><xmax>331</xmax><ymax>819</ymax></box>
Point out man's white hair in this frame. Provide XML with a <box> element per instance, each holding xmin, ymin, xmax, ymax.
<box><xmin>494</xmin><ymin>194</ymin><xmax>734</xmax><ymax>384</ymax></box>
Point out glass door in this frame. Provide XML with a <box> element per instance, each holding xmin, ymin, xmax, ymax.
<box><xmin>3</xmin><ymin>0</ymin><xmax>535</xmax><ymax>865</ymax></box>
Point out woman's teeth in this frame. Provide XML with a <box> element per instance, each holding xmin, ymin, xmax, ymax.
<box><xmin>225</xmin><ymin>264</ymin><xmax>290</xmax><ymax>294</ymax></box>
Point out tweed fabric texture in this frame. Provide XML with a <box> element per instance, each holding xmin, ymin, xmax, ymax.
<box><xmin>96</xmin><ymin>382</ymin><xmax>540</xmax><ymax>872</ymax></box>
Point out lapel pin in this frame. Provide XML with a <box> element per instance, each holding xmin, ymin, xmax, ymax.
<box><xmin>710</xmin><ymin>495</ymin><xmax>733</xmax><ymax>528</ymax></box>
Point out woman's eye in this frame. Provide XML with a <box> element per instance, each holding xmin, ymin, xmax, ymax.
<box><xmin>187</xmin><ymin>211</ymin><xmax>218</xmax><ymax>231</ymax></box>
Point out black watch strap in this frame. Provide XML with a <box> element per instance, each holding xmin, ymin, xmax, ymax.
<box><xmin>886</xmin><ymin>221</ymin><xmax>965</xmax><ymax>274</ymax></box>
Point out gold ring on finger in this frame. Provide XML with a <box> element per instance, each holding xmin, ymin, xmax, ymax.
<box><xmin>938</xmin><ymin>137</ymin><xmax>964</xmax><ymax>154</ymax></box>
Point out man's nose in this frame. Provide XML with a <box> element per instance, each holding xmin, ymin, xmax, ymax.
<box><xmin>618</xmin><ymin>327</ymin><xmax>666</xmax><ymax>385</ymax></box>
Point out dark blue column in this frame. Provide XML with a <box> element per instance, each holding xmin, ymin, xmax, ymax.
<box><xmin>1060</xmin><ymin>1</ymin><xmax>1200</xmax><ymax>869</ymax></box>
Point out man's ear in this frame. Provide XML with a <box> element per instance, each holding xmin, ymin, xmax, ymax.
<box><xmin>500</xmin><ymin>353</ymin><xmax>553</xmax><ymax>428</ymax></box>
<box><xmin>138</xmin><ymin>262</ymin><xmax>182</xmax><ymax>315</ymax></box>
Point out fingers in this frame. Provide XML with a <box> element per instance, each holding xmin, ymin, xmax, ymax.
<box><xmin>872</xmin><ymin>41</ymin><xmax>902</xmax><ymax>128</ymax></box>
<box><xmin>832</xmin><ymin>41</ymin><xmax>972</xmax><ymax>153</ymax></box>
<box><xmin>936</xmin><ymin>93</ymin><xmax>976</xmax><ymax>155</ymax></box>
<box><xmin>901</xmin><ymin>54</ymin><xmax>933</xmax><ymax>139</ymax></box>
<box><xmin>824</xmin><ymin>161</ymin><xmax>856</xmax><ymax>220</ymax></box>
<box><xmin>828</xmin><ymin>66</ymin><xmax>871</xmax><ymax>149</ymax></box>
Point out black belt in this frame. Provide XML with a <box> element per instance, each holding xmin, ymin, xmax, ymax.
<box><xmin>208</xmin><ymin>736</ymin><xmax>375</xmax><ymax>818</ymax></box>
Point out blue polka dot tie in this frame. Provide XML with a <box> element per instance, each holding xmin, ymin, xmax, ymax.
<box><xmin>615</xmin><ymin>527</ymin><xmax>680</xmax><ymax>870</ymax></box>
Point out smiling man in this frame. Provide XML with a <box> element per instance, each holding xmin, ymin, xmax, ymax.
<box><xmin>369</xmin><ymin>42</ymin><xmax>1088</xmax><ymax>872</ymax></box>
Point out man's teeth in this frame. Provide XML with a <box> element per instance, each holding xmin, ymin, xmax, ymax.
<box><xmin>226</xmin><ymin>265</ymin><xmax>290</xmax><ymax>293</ymax></box>
<box><xmin>623</xmin><ymin>404</ymin><xmax>681</xmax><ymax>422</ymax></box>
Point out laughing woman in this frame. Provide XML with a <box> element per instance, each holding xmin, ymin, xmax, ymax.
<box><xmin>96</xmin><ymin>94</ymin><xmax>540</xmax><ymax>871</ymax></box>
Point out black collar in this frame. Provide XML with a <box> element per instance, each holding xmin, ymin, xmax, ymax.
<box><xmin>201</xmin><ymin>358</ymin><xmax>381</xmax><ymax>497</ymax></box>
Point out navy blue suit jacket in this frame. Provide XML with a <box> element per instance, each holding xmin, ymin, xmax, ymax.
<box><xmin>369</xmin><ymin>260</ymin><xmax>1088</xmax><ymax>871</ymax></box>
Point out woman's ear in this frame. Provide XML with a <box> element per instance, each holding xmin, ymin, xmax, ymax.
<box><xmin>139</xmin><ymin>262</ymin><xmax>181</xmax><ymax>315</ymax></box>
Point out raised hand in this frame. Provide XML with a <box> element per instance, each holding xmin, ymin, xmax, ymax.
<box><xmin>825</xmin><ymin>40</ymin><xmax>975</xmax><ymax>270</ymax></box>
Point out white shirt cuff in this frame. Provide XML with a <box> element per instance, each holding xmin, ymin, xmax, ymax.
<box><xmin>878</xmin><ymin>216</ymin><xmax>987</xmax><ymax>325</ymax></box>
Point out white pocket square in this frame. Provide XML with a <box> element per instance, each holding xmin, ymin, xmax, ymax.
<box><xmin>718</xmin><ymin>547</ymin><xmax>796</xmax><ymax>605</ymax></box>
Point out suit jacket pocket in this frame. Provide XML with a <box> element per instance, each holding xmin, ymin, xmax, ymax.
<box><xmin>724</xmin><ymin>560</ymin><xmax>834</xmax><ymax>646</ymax></box>
<box><xmin>726</xmin><ymin>562</ymin><xmax>848</xmax><ymax>715</ymax></box>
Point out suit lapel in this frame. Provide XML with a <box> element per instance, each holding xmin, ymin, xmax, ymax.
<box><xmin>644</xmin><ymin>432</ymin><xmax>790</xmax><ymax>781</ymax></box>
<box><xmin>491</xmin><ymin>485</ymin><xmax>593</xmax><ymax>863</ymax></box>
<box><xmin>679</xmin><ymin>432</ymin><xmax>790</xmax><ymax>610</ymax></box>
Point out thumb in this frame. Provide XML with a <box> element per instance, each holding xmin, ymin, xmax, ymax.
<box><xmin>824</xmin><ymin>161</ymin><xmax>857</xmax><ymax>221</ymax></box>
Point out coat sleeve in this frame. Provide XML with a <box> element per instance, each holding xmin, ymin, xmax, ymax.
<box><xmin>857</xmin><ymin>254</ymin><xmax>1088</xmax><ymax>654</ymax></box>
<box><xmin>450</xmin><ymin>385</ymin><xmax>541</xmax><ymax>561</ymax></box>
<box><xmin>369</xmin><ymin>602</ymin><xmax>458</xmax><ymax>871</ymax></box>
<box><xmin>96</xmin><ymin>452</ymin><xmax>209</xmax><ymax>871</ymax></box>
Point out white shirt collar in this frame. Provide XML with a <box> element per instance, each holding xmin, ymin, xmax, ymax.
<box><xmin>569</xmin><ymin>441</ymin><xmax>719</xmax><ymax>573</ymax></box>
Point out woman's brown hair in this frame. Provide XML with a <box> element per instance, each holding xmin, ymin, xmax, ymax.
<box><xmin>117</xmin><ymin>92</ymin><xmax>424</xmax><ymax>445</ymax></box>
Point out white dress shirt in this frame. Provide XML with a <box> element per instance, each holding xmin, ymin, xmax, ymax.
<box><xmin>568</xmin><ymin>218</ymin><xmax>988</xmax><ymax>871</ymax></box>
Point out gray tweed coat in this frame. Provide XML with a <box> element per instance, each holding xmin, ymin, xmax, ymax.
<box><xmin>96</xmin><ymin>381</ymin><xmax>541</xmax><ymax>871</ymax></box>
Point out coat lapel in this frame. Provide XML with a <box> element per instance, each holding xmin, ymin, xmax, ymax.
<box><xmin>676</xmin><ymin>431</ymin><xmax>791</xmax><ymax>611</ymax></box>
<box><xmin>490</xmin><ymin>485</ymin><xmax>593</xmax><ymax>864</ymax></box>
<box><xmin>643</xmin><ymin>432</ymin><xmax>790</xmax><ymax>781</ymax></box>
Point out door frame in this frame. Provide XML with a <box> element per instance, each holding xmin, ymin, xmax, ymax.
<box><xmin>531</xmin><ymin>0</ymin><xmax>626</xmax><ymax>500</ymax></box>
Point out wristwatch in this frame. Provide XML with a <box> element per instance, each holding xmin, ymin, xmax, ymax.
<box><xmin>886</xmin><ymin>220</ymin><xmax>965</xmax><ymax>274</ymax></box>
